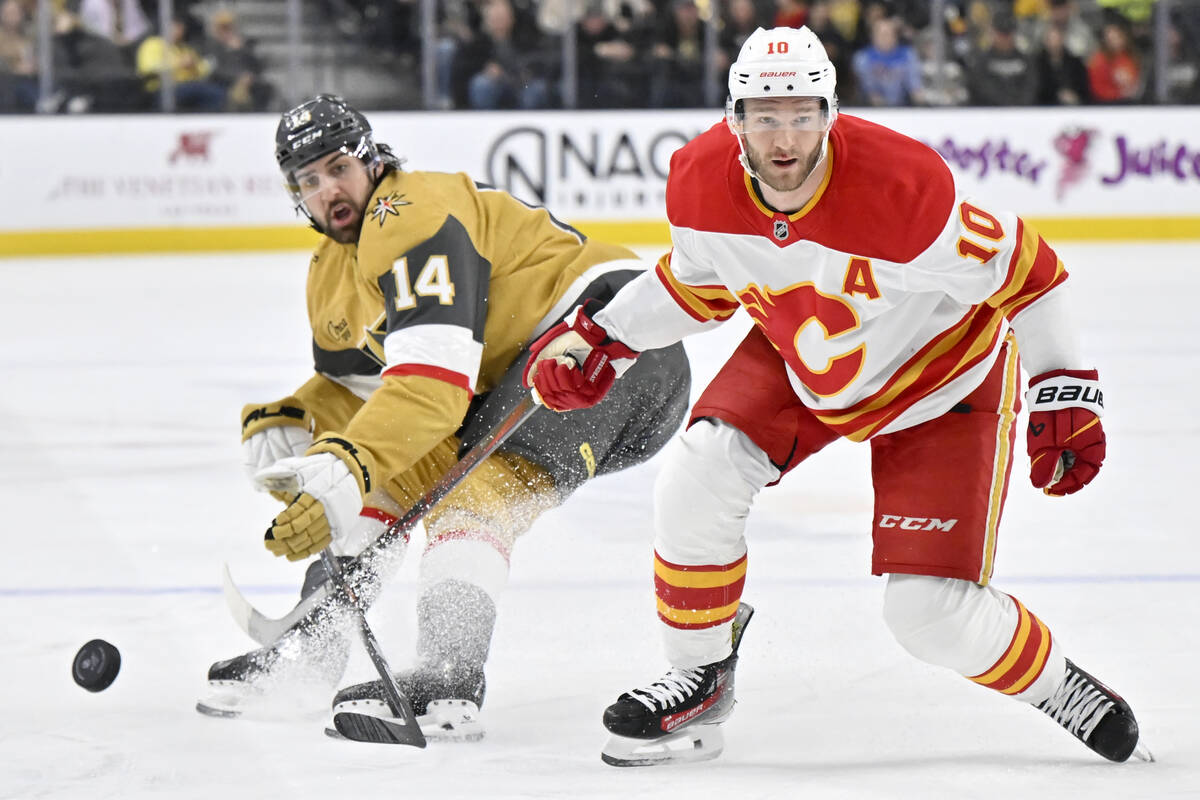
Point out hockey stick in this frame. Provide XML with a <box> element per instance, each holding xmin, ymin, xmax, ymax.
<box><xmin>317</xmin><ymin>549</ymin><xmax>426</xmax><ymax>747</ymax></box>
<box><xmin>222</xmin><ymin>392</ymin><xmax>541</xmax><ymax>645</ymax></box>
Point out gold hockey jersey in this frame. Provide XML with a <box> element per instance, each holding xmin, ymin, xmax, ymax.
<box><xmin>296</xmin><ymin>169</ymin><xmax>639</xmax><ymax>488</ymax></box>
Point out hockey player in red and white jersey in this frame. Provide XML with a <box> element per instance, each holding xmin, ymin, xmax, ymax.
<box><xmin>524</xmin><ymin>26</ymin><xmax>1150</xmax><ymax>766</ymax></box>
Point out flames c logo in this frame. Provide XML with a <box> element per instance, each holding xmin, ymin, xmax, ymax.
<box><xmin>738</xmin><ymin>282</ymin><xmax>865</xmax><ymax>397</ymax></box>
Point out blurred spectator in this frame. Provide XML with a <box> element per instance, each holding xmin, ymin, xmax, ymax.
<box><xmin>360</xmin><ymin>0</ymin><xmax>422</xmax><ymax>58</ymax></box>
<box><xmin>850</xmin><ymin>0</ymin><xmax>891</xmax><ymax>50</ymax></box>
<box><xmin>203</xmin><ymin>8</ymin><xmax>275</xmax><ymax>111</ymax></box>
<box><xmin>453</xmin><ymin>0</ymin><xmax>552</xmax><ymax>109</ymax></box>
<box><xmin>774</xmin><ymin>0</ymin><xmax>808</xmax><ymax>29</ymax></box>
<box><xmin>649</xmin><ymin>0</ymin><xmax>710</xmax><ymax>108</ymax></box>
<box><xmin>888</xmin><ymin>0</ymin><xmax>931</xmax><ymax>32</ymax></box>
<box><xmin>1096</xmin><ymin>0</ymin><xmax>1154</xmax><ymax>26</ymax></box>
<box><xmin>1013</xmin><ymin>0</ymin><xmax>1047</xmax><ymax>27</ymax></box>
<box><xmin>1032</xmin><ymin>0</ymin><xmax>1096</xmax><ymax>59</ymax></box>
<box><xmin>962</xmin><ymin>0</ymin><xmax>1000</xmax><ymax>54</ymax></box>
<box><xmin>136</xmin><ymin>11</ymin><xmax>226</xmax><ymax>111</ymax></box>
<box><xmin>968</xmin><ymin>12</ymin><xmax>1036</xmax><ymax>105</ymax></box>
<box><xmin>940</xmin><ymin>2</ymin><xmax>975</xmax><ymax>62</ymax></box>
<box><xmin>827</xmin><ymin>0</ymin><xmax>860</xmax><ymax>42</ymax></box>
<box><xmin>0</xmin><ymin>0</ymin><xmax>36</xmax><ymax>111</ymax></box>
<box><xmin>539</xmin><ymin>0</ymin><xmax>654</xmax><ymax>34</ymax></box>
<box><xmin>432</xmin><ymin>0</ymin><xmax>482</xmax><ymax>109</ymax></box>
<box><xmin>805</xmin><ymin>0</ymin><xmax>854</xmax><ymax>103</ymax></box>
<box><xmin>720</xmin><ymin>0</ymin><xmax>765</xmax><ymax>58</ymax></box>
<box><xmin>51</xmin><ymin>8</ymin><xmax>143</xmax><ymax>112</ymax></box>
<box><xmin>1087</xmin><ymin>19</ymin><xmax>1142</xmax><ymax>103</ymax></box>
<box><xmin>851</xmin><ymin>15</ymin><xmax>923</xmax><ymax>106</ymax></box>
<box><xmin>577</xmin><ymin>1</ymin><xmax>643</xmax><ymax>108</ymax></box>
<box><xmin>77</xmin><ymin>0</ymin><xmax>152</xmax><ymax>50</ymax></box>
<box><xmin>1155</xmin><ymin>20</ymin><xmax>1200</xmax><ymax>104</ymax></box>
<box><xmin>1034</xmin><ymin>24</ymin><xmax>1089</xmax><ymax>104</ymax></box>
<box><xmin>915</xmin><ymin>28</ymin><xmax>967</xmax><ymax>106</ymax></box>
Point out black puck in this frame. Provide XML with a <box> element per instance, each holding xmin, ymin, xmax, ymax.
<box><xmin>72</xmin><ymin>639</ymin><xmax>121</xmax><ymax>692</ymax></box>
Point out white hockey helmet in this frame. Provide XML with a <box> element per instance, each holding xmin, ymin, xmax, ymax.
<box><xmin>726</xmin><ymin>26</ymin><xmax>838</xmax><ymax>127</ymax></box>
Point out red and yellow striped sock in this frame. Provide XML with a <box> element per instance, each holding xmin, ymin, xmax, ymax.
<box><xmin>654</xmin><ymin>551</ymin><xmax>747</xmax><ymax>630</ymax></box>
<box><xmin>967</xmin><ymin>595</ymin><xmax>1054</xmax><ymax>697</ymax></box>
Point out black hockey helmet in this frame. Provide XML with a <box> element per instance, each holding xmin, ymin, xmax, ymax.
<box><xmin>275</xmin><ymin>93</ymin><xmax>377</xmax><ymax>175</ymax></box>
<box><xmin>274</xmin><ymin>94</ymin><xmax>403</xmax><ymax>232</ymax></box>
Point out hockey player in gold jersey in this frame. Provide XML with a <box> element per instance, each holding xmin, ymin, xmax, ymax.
<box><xmin>198</xmin><ymin>95</ymin><xmax>691</xmax><ymax>739</ymax></box>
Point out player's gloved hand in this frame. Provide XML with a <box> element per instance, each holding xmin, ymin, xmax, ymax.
<box><xmin>241</xmin><ymin>397</ymin><xmax>313</xmax><ymax>503</ymax></box>
<box><xmin>256</xmin><ymin>447</ymin><xmax>367</xmax><ymax>561</ymax></box>
<box><xmin>1026</xmin><ymin>369</ymin><xmax>1106</xmax><ymax>496</ymax></box>
<box><xmin>522</xmin><ymin>301</ymin><xmax>639</xmax><ymax>412</ymax></box>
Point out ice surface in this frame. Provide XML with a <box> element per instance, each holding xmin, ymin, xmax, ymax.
<box><xmin>1</xmin><ymin>243</ymin><xmax>1196</xmax><ymax>798</ymax></box>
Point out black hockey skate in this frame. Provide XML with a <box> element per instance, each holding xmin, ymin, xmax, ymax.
<box><xmin>197</xmin><ymin>559</ymin><xmax>353</xmax><ymax>719</ymax></box>
<box><xmin>1036</xmin><ymin>659</ymin><xmax>1153</xmax><ymax>762</ymax></box>
<box><xmin>601</xmin><ymin>602</ymin><xmax>754</xmax><ymax>767</ymax></box>
<box><xmin>330</xmin><ymin>663</ymin><xmax>487</xmax><ymax>742</ymax></box>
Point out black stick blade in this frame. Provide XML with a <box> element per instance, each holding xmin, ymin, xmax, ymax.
<box><xmin>332</xmin><ymin>712</ymin><xmax>428</xmax><ymax>748</ymax></box>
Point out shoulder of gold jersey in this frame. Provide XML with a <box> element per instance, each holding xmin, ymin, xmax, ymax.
<box><xmin>357</xmin><ymin>170</ymin><xmax>461</xmax><ymax>278</ymax></box>
<box><xmin>311</xmin><ymin>234</ymin><xmax>344</xmax><ymax>265</ymax></box>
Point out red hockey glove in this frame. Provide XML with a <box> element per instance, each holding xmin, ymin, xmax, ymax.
<box><xmin>522</xmin><ymin>302</ymin><xmax>639</xmax><ymax>412</ymax></box>
<box><xmin>1026</xmin><ymin>369</ymin><xmax>1106</xmax><ymax>496</ymax></box>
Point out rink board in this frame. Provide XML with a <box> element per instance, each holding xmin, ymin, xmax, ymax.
<box><xmin>1</xmin><ymin>106</ymin><xmax>1198</xmax><ymax>255</ymax></box>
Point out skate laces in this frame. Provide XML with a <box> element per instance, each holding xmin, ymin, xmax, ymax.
<box><xmin>628</xmin><ymin>667</ymin><xmax>706</xmax><ymax>712</ymax></box>
<box><xmin>1038</xmin><ymin>668</ymin><xmax>1115</xmax><ymax>741</ymax></box>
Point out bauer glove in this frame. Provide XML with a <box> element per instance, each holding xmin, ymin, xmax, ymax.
<box><xmin>256</xmin><ymin>437</ymin><xmax>373</xmax><ymax>561</ymax></box>
<box><xmin>522</xmin><ymin>301</ymin><xmax>639</xmax><ymax>412</ymax></box>
<box><xmin>241</xmin><ymin>397</ymin><xmax>313</xmax><ymax>503</ymax></box>
<box><xmin>1026</xmin><ymin>369</ymin><xmax>1106</xmax><ymax>496</ymax></box>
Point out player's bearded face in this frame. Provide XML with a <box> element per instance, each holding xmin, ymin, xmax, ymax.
<box><xmin>293</xmin><ymin>152</ymin><xmax>377</xmax><ymax>243</ymax></box>
<box><xmin>740</xmin><ymin>98</ymin><xmax>828</xmax><ymax>194</ymax></box>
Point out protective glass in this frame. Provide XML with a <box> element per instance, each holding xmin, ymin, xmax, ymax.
<box><xmin>731</xmin><ymin>100</ymin><xmax>832</xmax><ymax>134</ymax></box>
<box><xmin>283</xmin><ymin>145</ymin><xmax>376</xmax><ymax>211</ymax></box>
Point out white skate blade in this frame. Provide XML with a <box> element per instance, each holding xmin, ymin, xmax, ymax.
<box><xmin>327</xmin><ymin>698</ymin><xmax>484</xmax><ymax>743</ymax></box>
<box><xmin>196</xmin><ymin>679</ymin><xmax>329</xmax><ymax>722</ymax></box>
<box><xmin>421</xmin><ymin>699</ymin><xmax>485</xmax><ymax>742</ymax></box>
<box><xmin>601</xmin><ymin>724</ymin><xmax>725</xmax><ymax>767</ymax></box>
<box><xmin>1132</xmin><ymin>739</ymin><xmax>1155</xmax><ymax>763</ymax></box>
<box><xmin>195</xmin><ymin>681</ymin><xmax>261</xmax><ymax>719</ymax></box>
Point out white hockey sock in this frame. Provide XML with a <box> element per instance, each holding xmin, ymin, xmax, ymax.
<box><xmin>883</xmin><ymin>574</ymin><xmax>1065</xmax><ymax>704</ymax></box>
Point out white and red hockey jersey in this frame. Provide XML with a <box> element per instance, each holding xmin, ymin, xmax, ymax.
<box><xmin>598</xmin><ymin>114</ymin><xmax>1067</xmax><ymax>441</ymax></box>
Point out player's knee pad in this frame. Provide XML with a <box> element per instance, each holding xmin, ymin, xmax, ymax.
<box><xmin>653</xmin><ymin>419</ymin><xmax>780</xmax><ymax>563</ymax></box>
<box><xmin>882</xmin><ymin>573</ymin><xmax>1017</xmax><ymax>676</ymax></box>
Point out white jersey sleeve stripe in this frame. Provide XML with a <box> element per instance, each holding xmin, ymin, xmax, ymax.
<box><xmin>382</xmin><ymin>323</ymin><xmax>483</xmax><ymax>393</ymax></box>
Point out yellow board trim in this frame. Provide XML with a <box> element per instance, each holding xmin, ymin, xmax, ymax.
<box><xmin>0</xmin><ymin>226</ymin><xmax>321</xmax><ymax>256</ymax></box>
<box><xmin>1028</xmin><ymin>216</ymin><xmax>1200</xmax><ymax>241</ymax></box>
<box><xmin>3</xmin><ymin>216</ymin><xmax>1200</xmax><ymax>257</ymax></box>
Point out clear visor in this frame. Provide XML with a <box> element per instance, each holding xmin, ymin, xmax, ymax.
<box><xmin>283</xmin><ymin>146</ymin><xmax>376</xmax><ymax>209</ymax></box>
<box><xmin>731</xmin><ymin>99</ymin><xmax>831</xmax><ymax>134</ymax></box>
